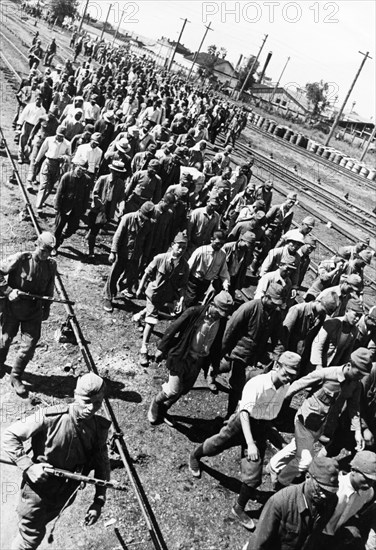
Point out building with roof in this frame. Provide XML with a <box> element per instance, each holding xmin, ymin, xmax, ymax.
<box><xmin>183</xmin><ymin>53</ymin><xmax>239</xmax><ymax>87</ymax></box>
<box><xmin>248</xmin><ymin>84</ymin><xmax>310</xmax><ymax>119</ymax></box>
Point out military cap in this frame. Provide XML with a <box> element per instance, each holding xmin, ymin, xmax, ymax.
<box><xmin>346</xmin><ymin>298</ymin><xmax>364</xmax><ymax>314</ymax></box>
<box><xmin>277</xmin><ymin>351</ymin><xmax>301</xmax><ymax>374</ymax></box>
<box><xmin>350</xmin><ymin>348</ymin><xmax>373</xmax><ymax>374</ymax></box>
<box><xmin>75</xmin><ymin>372</ymin><xmax>105</xmax><ymax>397</ymax></box>
<box><xmin>345</xmin><ymin>274</ymin><xmax>363</xmax><ymax>290</ymax></box>
<box><xmin>174</xmin><ymin>231</ymin><xmax>188</xmax><ymax>245</ymax></box>
<box><xmin>285</xmin><ymin>229</ymin><xmax>305</xmax><ymax>244</ymax></box>
<box><xmin>37</xmin><ymin>231</ymin><xmax>56</xmax><ymax>249</ymax></box>
<box><xmin>213</xmin><ymin>291</ymin><xmax>234</xmax><ymax>317</ymax></box>
<box><xmin>302</xmin><ymin>216</ymin><xmax>315</xmax><ymax>228</ymax></box>
<box><xmin>350</xmin><ymin>451</ymin><xmax>376</xmax><ymax>480</ymax></box>
<box><xmin>139</xmin><ymin>201</ymin><xmax>155</xmax><ymax>217</ymax></box>
<box><xmin>240</xmin><ymin>231</ymin><xmax>256</xmax><ymax>244</ymax></box>
<box><xmin>266</xmin><ymin>283</ymin><xmax>286</xmax><ymax>305</ymax></box>
<box><xmin>308</xmin><ymin>457</ymin><xmax>339</xmax><ymax>492</ymax></box>
<box><xmin>359</xmin><ymin>250</ymin><xmax>373</xmax><ymax>265</ymax></box>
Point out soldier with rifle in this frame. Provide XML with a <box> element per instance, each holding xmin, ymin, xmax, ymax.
<box><xmin>2</xmin><ymin>372</ymin><xmax>112</xmax><ymax>549</ymax></box>
<box><xmin>0</xmin><ymin>232</ymin><xmax>58</xmax><ymax>397</ymax></box>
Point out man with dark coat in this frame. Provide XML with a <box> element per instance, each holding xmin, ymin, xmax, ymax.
<box><xmin>147</xmin><ymin>291</ymin><xmax>234</xmax><ymax>425</ymax></box>
<box><xmin>86</xmin><ymin>160</ymin><xmax>127</xmax><ymax>258</ymax></box>
<box><xmin>242</xmin><ymin>457</ymin><xmax>339</xmax><ymax>550</ymax></box>
<box><xmin>282</xmin><ymin>292</ymin><xmax>340</xmax><ymax>373</ymax></box>
<box><xmin>54</xmin><ymin>160</ymin><xmax>92</xmax><ymax>252</ymax></box>
<box><xmin>159</xmin><ymin>149</ymin><xmax>185</xmax><ymax>195</ymax></box>
<box><xmin>103</xmin><ymin>202</ymin><xmax>155</xmax><ymax>312</ymax></box>
<box><xmin>219</xmin><ymin>283</ymin><xmax>285</xmax><ymax>417</ymax></box>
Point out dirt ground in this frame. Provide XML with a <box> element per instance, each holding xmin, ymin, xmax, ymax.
<box><xmin>0</xmin><ymin>6</ymin><xmax>374</xmax><ymax>550</ymax></box>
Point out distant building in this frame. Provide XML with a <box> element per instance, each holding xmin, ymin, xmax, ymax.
<box><xmin>184</xmin><ymin>53</ymin><xmax>239</xmax><ymax>88</ymax></box>
<box><xmin>249</xmin><ymin>84</ymin><xmax>310</xmax><ymax>119</ymax></box>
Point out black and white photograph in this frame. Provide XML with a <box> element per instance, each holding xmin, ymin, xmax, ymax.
<box><xmin>0</xmin><ymin>1</ymin><xmax>375</xmax><ymax>548</ymax></box>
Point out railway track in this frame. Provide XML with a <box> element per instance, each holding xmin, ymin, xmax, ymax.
<box><xmin>1</xmin><ymin>34</ymin><xmax>375</xmax><ymax>301</ymax></box>
<box><xmin>0</xmin><ymin>124</ymin><xmax>169</xmax><ymax>550</ymax></box>
<box><xmin>244</xmin><ymin>113</ymin><xmax>376</xmax><ymax>192</ymax></box>
<box><xmin>232</xmin><ymin>138</ymin><xmax>376</xmax><ymax>238</ymax></box>
<box><xmin>212</xmin><ymin>137</ymin><xmax>376</xmax><ymax>300</ymax></box>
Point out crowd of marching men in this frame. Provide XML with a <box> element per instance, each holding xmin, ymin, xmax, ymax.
<box><xmin>1</xmin><ymin>27</ymin><xmax>376</xmax><ymax>550</ymax></box>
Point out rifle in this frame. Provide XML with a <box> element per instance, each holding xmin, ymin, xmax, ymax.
<box><xmin>0</xmin><ymin>458</ymin><xmax>127</xmax><ymax>492</ymax></box>
<box><xmin>17</xmin><ymin>290</ymin><xmax>75</xmax><ymax>306</ymax></box>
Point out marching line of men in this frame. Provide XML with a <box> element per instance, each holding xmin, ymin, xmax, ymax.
<box><xmin>1</xmin><ymin>24</ymin><xmax>376</xmax><ymax>550</ymax></box>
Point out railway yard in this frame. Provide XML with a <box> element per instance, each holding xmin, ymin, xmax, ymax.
<box><xmin>0</xmin><ymin>5</ymin><xmax>375</xmax><ymax>550</ymax></box>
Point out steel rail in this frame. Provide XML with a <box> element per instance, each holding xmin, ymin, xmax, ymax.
<box><xmin>232</xmin><ymin>138</ymin><xmax>376</xmax><ymax>233</ymax></box>
<box><xmin>230</xmin><ymin>138</ymin><xmax>376</xmax><ymax>246</ymax></box>
<box><xmin>252</xmin><ymin>151</ymin><xmax>376</xmax><ymax>231</ymax></box>
<box><xmin>0</xmin><ymin>125</ymin><xmax>169</xmax><ymax>550</ymax></box>
<box><xmin>245</xmin><ymin>117</ymin><xmax>376</xmax><ymax>191</ymax></box>
<box><xmin>211</xmin><ymin>138</ymin><xmax>376</xmax><ymax>294</ymax></box>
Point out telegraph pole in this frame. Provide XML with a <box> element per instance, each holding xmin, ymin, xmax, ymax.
<box><xmin>270</xmin><ymin>56</ymin><xmax>290</xmax><ymax>103</ymax></box>
<box><xmin>112</xmin><ymin>7</ymin><xmax>125</xmax><ymax>46</ymax></box>
<box><xmin>239</xmin><ymin>34</ymin><xmax>268</xmax><ymax>96</ymax></box>
<box><xmin>100</xmin><ymin>3</ymin><xmax>112</xmax><ymax>42</ymax></box>
<box><xmin>78</xmin><ymin>0</ymin><xmax>89</xmax><ymax>33</ymax></box>
<box><xmin>360</xmin><ymin>124</ymin><xmax>376</xmax><ymax>162</ymax></box>
<box><xmin>187</xmin><ymin>22</ymin><xmax>213</xmax><ymax>80</ymax></box>
<box><xmin>168</xmin><ymin>18</ymin><xmax>190</xmax><ymax>72</ymax></box>
<box><xmin>325</xmin><ymin>51</ymin><xmax>372</xmax><ymax>146</ymax></box>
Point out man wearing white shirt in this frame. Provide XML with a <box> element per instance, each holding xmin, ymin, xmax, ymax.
<box><xmin>318</xmin><ymin>451</ymin><xmax>376</xmax><ymax>549</ymax></box>
<box><xmin>35</xmin><ymin>127</ymin><xmax>71</xmax><ymax>213</ymax></box>
<box><xmin>72</xmin><ymin>132</ymin><xmax>102</xmax><ymax>182</ymax></box>
<box><xmin>254</xmin><ymin>261</ymin><xmax>295</xmax><ymax>302</ymax></box>
<box><xmin>83</xmin><ymin>94</ymin><xmax>101</xmax><ymax>125</ymax></box>
<box><xmin>17</xmin><ymin>94</ymin><xmax>46</xmax><ymax>163</ymax></box>
<box><xmin>189</xmin><ymin>352</ymin><xmax>300</xmax><ymax>530</ymax></box>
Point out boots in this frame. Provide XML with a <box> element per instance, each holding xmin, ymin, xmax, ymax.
<box><xmin>10</xmin><ymin>360</ymin><xmax>28</xmax><ymax>398</ymax></box>
<box><xmin>147</xmin><ymin>391</ymin><xmax>168</xmax><ymax>424</ymax></box>
<box><xmin>188</xmin><ymin>444</ymin><xmax>204</xmax><ymax>478</ymax></box>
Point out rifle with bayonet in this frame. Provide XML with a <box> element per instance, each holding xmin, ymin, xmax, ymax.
<box><xmin>0</xmin><ymin>458</ymin><xmax>127</xmax><ymax>491</ymax></box>
<box><xmin>16</xmin><ymin>290</ymin><xmax>75</xmax><ymax>306</ymax></box>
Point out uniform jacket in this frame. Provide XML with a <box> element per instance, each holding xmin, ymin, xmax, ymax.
<box><xmin>145</xmin><ymin>252</ymin><xmax>189</xmax><ymax>305</ymax></box>
<box><xmin>158</xmin><ymin>305</ymin><xmax>227</xmax><ymax>374</ymax></box>
<box><xmin>282</xmin><ymin>302</ymin><xmax>326</xmax><ymax>356</ymax></box>
<box><xmin>54</xmin><ymin>169</ymin><xmax>91</xmax><ymax>214</ymax></box>
<box><xmin>222</xmin><ymin>298</ymin><xmax>282</xmax><ymax>365</ymax></box>
<box><xmin>90</xmin><ymin>173</ymin><xmax>125</xmax><ymax>223</ymax></box>
<box><xmin>310</xmin><ymin>316</ymin><xmax>358</xmax><ymax>368</ymax></box>
<box><xmin>260</xmin><ymin>246</ymin><xmax>301</xmax><ymax>288</ymax></box>
<box><xmin>2</xmin><ymin>404</ymin><xmax>110</xmax><ymax>499</ymax></box>
<box><xmin>249</xmin><ymin>482</ymin><xmax>337</xmax><ymax>550</ymax></box>
<box><xmin>0</xmin><ymin>252</ymin><xmax>56</xmax><ymax>320</ymax></box>
<box><xmin>111</xmin><ymin>211</ymin><xmax>153</xmax><ymax>262</ymax></box>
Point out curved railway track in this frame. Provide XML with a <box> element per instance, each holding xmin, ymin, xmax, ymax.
<box><xmin>0</xmin><ymin>27</ymin><xmax>169</xmax><ymax>549</ymax></box>
<box><xmin>1</xmin><ymin>32</ymin><xmax>375</xmax><ymax>301</ymax></box>
<box><xmin>244</xmin><ymin>113</ymin><xmax>376</xmax><ymax>191</ymax></box>
<box><xmin>0</xmin><ymin>124</ymin><xmax>169</xmax><ymax>550</ymax></box>
<box><xmin>212</xmin><ymin>136</ymin><xmax>376</xmax><ymax>299</ymax></box>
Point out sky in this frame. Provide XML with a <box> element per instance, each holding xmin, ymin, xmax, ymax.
<box><xmin>80</xmin><ymin>0</ymin><xmax>376</xmax><ymax>120</ymax></box>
